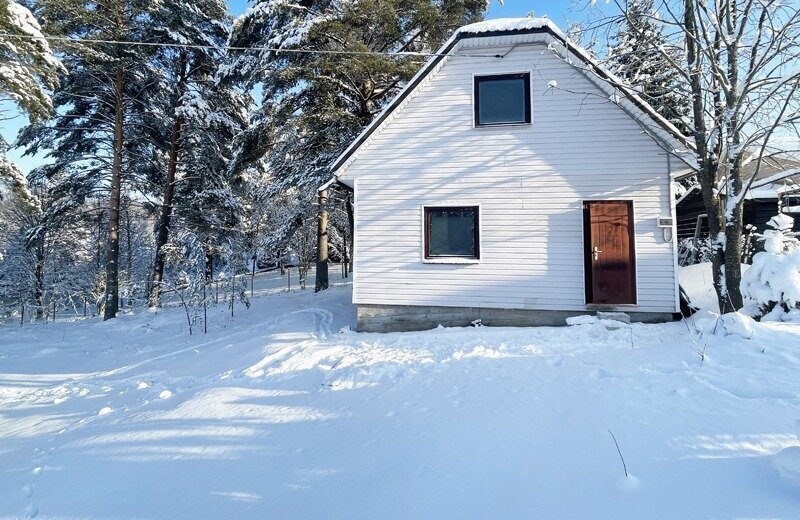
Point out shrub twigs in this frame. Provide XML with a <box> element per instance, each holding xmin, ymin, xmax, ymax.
<box><xmin>608</xmin><ymin>429</ymin><xmax>628</xmax><ymax>478</ymax></box>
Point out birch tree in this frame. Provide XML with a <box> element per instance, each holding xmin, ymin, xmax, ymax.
<box><xmin>610</xmin><ymin>0</ymin><xmax>800</xmax><ymax>313</ymax></box>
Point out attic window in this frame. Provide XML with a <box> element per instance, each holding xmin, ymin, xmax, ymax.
<box><xmin>474</xmin><ymin>73</ymin><xmax>531</xmax><ymax>126</ymax></box>
<box><xmin>424</xmin><ymin>206</ymin><xmax>480</xmax><ymax>260</ymax></box>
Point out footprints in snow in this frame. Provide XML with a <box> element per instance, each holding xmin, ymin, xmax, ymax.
<box><xmin>11</xmin><ymin>305</ymin><xmax>333</xmax><ymax>520</ymax></box>
<box><xmin>294</xmin><ymin>307</ymin><xmax>334</xmax><ymax>338</ymax></box>
<box><xmin>22</xmin><ymin>449</ymin><xmax>50</xmax><ymax>518</ymax></box>
<box><xmin>15</xmin><ymin>379</ymin><xmax>179</xmax><ymax>518</ymax></box>
<box><xmin>244</xmin><ymin>308</ymin><xmax>336</xmax><ymax>379</ymax></box>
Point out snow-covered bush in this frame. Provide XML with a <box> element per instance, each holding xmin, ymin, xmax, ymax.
<box><xmin>678</xmin><ymin>226</ymin><xmax>757</xmax><ymax>267</ymax></box>
<box><xmin>694</xmin><ymin>310</ymin><xmax>756</xmax><ymax>339</ymax></box>
<box><xmin>740</xmin><ymin>214</ymin><xmax>800</xmax><ymax>321</ymax></box>
<box><xmin>678</xmin><ymin>237</ymin><xmax>712</xmax><ymax>266</ymax></box>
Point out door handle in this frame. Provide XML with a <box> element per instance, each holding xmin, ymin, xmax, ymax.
<box><xmin>592</xmin><ymin>246</ymin><xmax>603</xmax><ymax>261</ymax></box>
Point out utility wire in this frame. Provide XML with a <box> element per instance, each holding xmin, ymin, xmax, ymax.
<box><xmin>0</xmin><ymin>32</ymin><xmax>504</xmax><ymax>59</ymax></box>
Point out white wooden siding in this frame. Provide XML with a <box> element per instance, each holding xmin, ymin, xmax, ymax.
<box><xmin>340</xmin><ymin>36</ymin><xmax>681</xmax><ymax>314</ymax></box>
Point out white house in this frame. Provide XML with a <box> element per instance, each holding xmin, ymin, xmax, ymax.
<box><xmin>329</xmin><ymin>18</ymin><xmax>696</xmax><ymax>332</ymax></box>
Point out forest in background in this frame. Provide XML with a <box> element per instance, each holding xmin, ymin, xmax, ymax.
<box><xmin>2</xmin><ymin>0</ymin><xmax>799</xmax><ymax>325</ymax></box>
<box><xmin>0</xmin><ymin>0</ymin><xmax>487</xmax><ymax>322</ymax></box>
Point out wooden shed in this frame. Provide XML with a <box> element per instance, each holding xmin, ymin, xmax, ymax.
<box><xmin>676</xmin><ymin>163</ymin><xmax>800</xmax><ymax>244</ymax></box>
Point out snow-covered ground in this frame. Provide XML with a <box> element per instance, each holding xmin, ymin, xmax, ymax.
<box><xmin>679</xmin><ymin>262</ymin><xmax>753</xmax><ymax>313</ymax></box>
<box><xmin>2</xmin><ymin>270</ymin><xmax>800</xmax><ymax>519</ymax></box>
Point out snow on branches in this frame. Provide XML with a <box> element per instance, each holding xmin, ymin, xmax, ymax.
<box><xmin>741</xmin><ymin>214</ymin><xmax>800</xmax><ymax>322</ymax></box>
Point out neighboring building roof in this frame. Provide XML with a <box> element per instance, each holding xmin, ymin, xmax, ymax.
<box><xmin>330</xmin><ymin>17</ymin><xmax>696</xmax><ymax>180</ymax></box>
<box><xmin>748</xmin><ymin>166</ymin><xmax>800</xmax><ymax>199</ymax></box>
<box><xmin>676</xmin><ymin>161</ymin><xmax>800</xmax><ymax>203</ymax></box>
<box><xmin>745</xmin><ymin>156</ymin><xmax>800</xmax><ymax>183</ymax></box>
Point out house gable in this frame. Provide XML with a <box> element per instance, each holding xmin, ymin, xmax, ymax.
<box><xmin>331</xmin><ymin>19</ymin><xmax>695</xmax><ymax>183</ymax></box>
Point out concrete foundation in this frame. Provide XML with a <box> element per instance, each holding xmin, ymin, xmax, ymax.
<box><xmin>357</xmin><ymin>304</ymin><xmax>677</xmax><ymax>333</ymax></box>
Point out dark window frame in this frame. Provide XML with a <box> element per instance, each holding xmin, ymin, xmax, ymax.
<box><xmin>424</xmin><ymin>206</ymin><xmax>481</xmax><ymax>260</ymax></box>
<box><xmin>474</xmin><ymin>73</ymin><xmax>532</xmax><ymax>127</ymax></box>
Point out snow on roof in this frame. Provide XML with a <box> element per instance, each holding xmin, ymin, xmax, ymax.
<box><xmin>747</xmin><ymin>180</ymin><xmax>800</xmax><ymax>200</ymax></box>
<box><xmin>751</xmin><ymin>167</ymin><xmax>800</xmax><ymax>188</ymax></box>
<box><xmin>457</xmin><ymin>17</ymin><xmax>564</xmax><ymax>38</ymax></box>
<box><xmin>744</xmin><ymin>184</ymin><xmax>792</xmax><ymax>200</ymax></box>
<box><xmin>675</xmin><ymin>167</ymin><xmax>800</xmax><ymax>202</ymax></box>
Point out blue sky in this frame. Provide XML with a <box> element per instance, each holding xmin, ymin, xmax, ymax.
<box><xmin>227</xmin><ymin>0</ymin><xmax>584</xmax><ymax>25</ymax></box>
<box><xmin>2</xmin><ymin>0</ymin><xmax>588</xmax><ymax>173</ymax></box>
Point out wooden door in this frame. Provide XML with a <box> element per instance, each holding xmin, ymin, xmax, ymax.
<box><xmin>584</xmin><ymin>201</ymin><xmax>636</xmax><ymax>305</ymax></box>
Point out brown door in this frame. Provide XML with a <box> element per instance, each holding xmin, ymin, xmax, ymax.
<box><xmin>584</xmin><ymin>201</ymin><xmax>636</xmax><ymax>305</ymax></box>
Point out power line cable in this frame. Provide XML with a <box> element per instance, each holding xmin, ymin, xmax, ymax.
<box><xmin>0</xmin><ymin>32</ymin><xmax>504</xmax><ymax>58</ymax></box>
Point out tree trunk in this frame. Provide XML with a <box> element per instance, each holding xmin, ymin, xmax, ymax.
<box><xmin>720</xmin><ymin>8</ymin><xmax>745</xmax><ymax>313</ymax></box>
<box><xmin>722</xmin><ymin>212</ymin><xmax>744</xmax><ymax>312</ymax></box>
<box><xmin>683</xmin><ymin>0</ymin><xmax>744</xmax><ymax>314</ymax></box>
<box><xmin>34</xmin><ymin>238</ymin><xmax>45</xmax><ymax>319</ymax></box>
<box><xmin>346</xmin><ymin>193</ymin><xmax>354</xmax><ymax>273</ymax></box>
<box><xmin>205</xmin><ymin>251</ymin><xmax>214</xmax><ymax>283</ymax></box>
<box><xmin>149</xmin><ymin>51</ymin><xmax>188</xmax><ymax>307</ymax></box>
<box><xmin>720</xmin><ymin>154</ymin><xmax>745</xmax><ymax>312</ymax></box>
<box><xmin>315</xmin><ymin>188</ymin><xmax>329</xmax><ymax>292</ymax></box>
<box><xmin>123</xmin><ymin>198</ymin><xmax>134</xmax><ymax>306</ymax></box>
<box><xmin>700</xmin><ymin>171</ymin><xmax>744</xmax><ymax>313</ymax></box>
<box><xmin>103</xmin><ymin>65</ymin><xmax>125</xmax><ymax>321</ymax></box>
<box><xmin>95</xmin><ymin>204</ymin><xmax>103</xmax><ymax>269</ymax></box>
<box><xmin>359</xmin><ymin>80</ymin><xmax>373</xmax><ymax>124</ymax></box>
<box><xmin>342</xmin><ymin>225</ymin><xmax>348</xmax><ymax>278</ymax></box>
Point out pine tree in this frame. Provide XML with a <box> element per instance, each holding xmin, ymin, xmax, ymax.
<box><xmin>0</xmin><ymin>0</ymin><xmax>61</xmax><ymax>202</ymax></box>
<box><xmin>224</xmin><ymin>0</ymin><xmax>486</xmax><ymax>250</ymax></box>
<box><xmin>176</xmin><ymin>83</ymin><xmax>249</xmax><ymax>280</ymax></box>
<box><xmin>605</xmin><ymin>0</ymin><xmax>691</xmax><ymax>136</ymax></box>
<box><xmin>144</xmin><ymin>0</ymin><xmax>244</xmax><ymax>306</ymax></box>
<box><xmin>741</xmin><ymin>214</ymin><xmax>800</xmax><ymax>320</ymax></box>
<box><xmin>19</xmin><ymin>0</ymin><xmax>161</xmax><ymax>319</ymax></box>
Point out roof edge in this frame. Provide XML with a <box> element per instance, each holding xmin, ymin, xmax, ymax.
<box><xmin>329</xmin><ymin>30</ymin><xmax>463</xmax><ymax>178</ymax></box>
<box><xmin>329</xmin><ymin>21</ymin><xmax>696</xmax><ymax>180</ymax></box>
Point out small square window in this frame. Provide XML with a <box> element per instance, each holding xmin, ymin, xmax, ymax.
<box><xmin>424</xmin><ymin>206</ymin><xmax>480</xmax><ymax>259</ymax></box>
<box><xmin>474</xmin><ymin>73</ymin><xmax>531</xmax><ymax>126</ymax></box>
